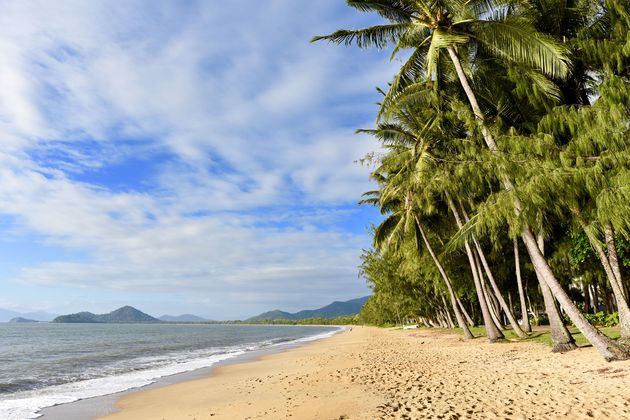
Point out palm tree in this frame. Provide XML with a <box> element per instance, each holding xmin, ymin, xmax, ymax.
<box><xmin>314</xmin><ymin>0</ymin><xmax>630</xmax><ymax>360</ymax></box>
<box><xmin>359</xmin><ymin>94</ymin><xmax>511</xmax><ymax>340</ymax></box>
<box><xmin>362</xmin><ymin>115</ymin><xmax>475</xmax><ymax>339</ymax></box>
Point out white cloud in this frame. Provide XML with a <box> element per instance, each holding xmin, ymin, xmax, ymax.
<box><xmin>0</xmin><ymin>1</ymin><xmax>392</xmax><ymax>315</ymax></box>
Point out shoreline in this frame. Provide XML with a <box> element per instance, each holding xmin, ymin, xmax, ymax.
<box><xmin>37</xmin><ymin>325</ymin><xmax>344</xmax><ymax>420</ymax></box>
<box><xmin>93</xmin><ymin>326</ymin><xmax>630</xmax><ymax>419</ymax></box>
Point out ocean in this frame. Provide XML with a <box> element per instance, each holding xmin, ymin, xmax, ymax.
<box><xmin>0</xmin><ymin>322</ymin><xmax>340</xmax><ymax>419</ymax></box>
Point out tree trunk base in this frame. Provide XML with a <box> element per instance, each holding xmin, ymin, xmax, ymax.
<box><xmin>617</xmin><ymin>337</ymin><xmax>630</xmax><ymax>346</ymax></box>
<box><xmin>551</xmin><ymin>342</ymin><xmax>577</xmax><ymax>353</ymax></box>
<box><xmin>601</xmin><ymin>343</ymin><xmax>630</xmax><ymax>362</ymax></box>
<box><xmin>487</xmin><ymin>337</ymin><xmax>503</xmax><ymax>343</ymax></box>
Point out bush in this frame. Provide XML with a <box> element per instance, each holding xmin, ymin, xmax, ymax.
<box><xmin>532</xmin><ymin>315</ymin><xmax>549</xmax><ymax>326</ymax></box>
<box><xmin>562</xmin><ymin>311</ymin><xmax>619</xmax><ymax>327</ymax></box>
<box><xmin>584</xmin><ymin>311</ymin><xmax>619</xmax><ymax>327</ymax></box>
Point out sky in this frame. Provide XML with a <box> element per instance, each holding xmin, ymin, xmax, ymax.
<box><xmin>0</xmin><ymin>0</ymin><xmax>397</xmax><ymax>319</ymax></box>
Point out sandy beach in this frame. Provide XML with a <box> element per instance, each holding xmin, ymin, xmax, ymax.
<box><xmin>100</xmin><ymin>327</ymin><xmax>630</xmax><ymax>419</ymax></box>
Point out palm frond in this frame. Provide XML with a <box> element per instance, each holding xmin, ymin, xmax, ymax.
<box><xmin>378</xmin><ymin>43</ymin><xmax>431</xmax><ymax>119</ymax></box>
<box><xmin>346</xmin><ymin>0</ymin><xmax>415</xmax><ymax>22</ymax></box>
<box><xmin>468</xmin><ymin>16</ymin><xmax>570</xmax><ymax>79</ymax></box>
<box><xmin>357</xmin><ymin>125</ymin><xmax>416</xmax><ymax>146</ymax></box>
<box><xmin>311</xmin><ymin>23</ymin><xmax>408</xmax><ymax>49</ymax></box>
<box><xmin>374</xmin><ymin>213</ymin><xmax>405</xmax><ymax>250</ymax></box>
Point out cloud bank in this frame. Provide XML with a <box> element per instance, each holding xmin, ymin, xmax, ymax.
<box><xmin>0</xmin><ymin>0</ymin><xmax>393</xmax><ymax>318</ymax></box>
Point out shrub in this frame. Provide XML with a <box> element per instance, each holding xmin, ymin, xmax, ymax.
<box><xmin>532</xmin><ymin>315</ymin><xmax>549</xmax><ymax>326</ymax></box>
<box><xmin>564</xmin><ymin>312</ymin><xmax>619</xmax><ymax>327</ymax></box>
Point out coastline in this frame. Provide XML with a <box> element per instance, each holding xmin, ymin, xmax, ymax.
<box><xmin>89</xmin><ymin>326</ymin><xmax>630</xmax><ymax>419</ymax></box>
<box><xmin>37</xmin><ymin>325</ymin><xmax>343</xmax><ymax>420</ymax></box>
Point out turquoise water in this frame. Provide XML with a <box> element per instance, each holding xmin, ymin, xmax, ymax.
<box><xmin>0</xmin><ymin>323</ymin><xmax>339</xmax><ymax>419</ymax></box>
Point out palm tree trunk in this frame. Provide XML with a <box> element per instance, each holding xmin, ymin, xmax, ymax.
<box><xmin>538</xmin><ymin>270</ymin><xmax>576</xmax><ymax>352</ymax></box>
<box><xmin>476</xmin><ymin>251</ymin><xmax>504</xmax><ymax>336</ymax></box>
<box><xmin>572</xmin><ymin>210</ymin><xmax>630</xmax><ymax>341</ymax></box>
<box><xmin>535</xmin><ymin>231</ymin><xmax>577</xmax><ymax>352</ymax></box>
<box><xmin>444</xmin><ymin>193</ymin><xmax>503</xmax><ymax>341</ymax></box>
<box><xmin>471</xmin><ymin>236</ymin><xmax>528</xmax><ymax>337</ymax></box>
<box><xmin>605</xmin><ymin>222</ymin><xmax>628</xmax><ymax>301</ymax></box>
<box><xmin>477</xmin><ymin>251</ymin><xmax>504</xmax><ymax>330</ymax></box>
<box><xmin>415</xmin><ymin>216</ymin><xmax>474</xmax><ymax>339</ymax></box>
<box><xmin>514</xmin><ymin>238</ymin><xmax>532</xmax><ymax>332</ymax></box>
<box><xmin>522</xmin><ymin>227</ymin><xmax>629</xmax><ymax>360</ymax></box>
<box><xmin>442</xmin><ymin>295</ymin><xmax>455</xmax><ymax>329</ymax></box>
<box><xmin>456</xmin><ymin>199</ymin><xmax>524</xmax><ymax>335</ymax></box>
<box><xmin>456</xmin><ymin>295</ymin><xmax>475</xmax><ymax>327</ymax></box>
<box><xmin>446</xmin><ymin>47</ymin><xmax>500</xmax><ymax>150</ymax></box>
<box><xmin>446</xmin><ymin>46</ymin><xmax>629</xmax><ymax>361</ymax></box>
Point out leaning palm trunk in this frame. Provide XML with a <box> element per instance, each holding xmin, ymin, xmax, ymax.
<box><xmin>534</xmin><ymin>233</ymin><xmax>576</xmax><ymax>352</ymax></box>
<box><xmin>475</xmin><ymin>250</ymin><xmax>504</xmax><ymax>337</ymax></box>
<box><xmin>605</xmin><ymin>222</ymin><xmax>628</xmax><ymax>300</ymax></box>
<box><xmin>441</xmin><ymin>295</ymin><xmax>456</xmax><ymax>328</ymax></box>
<box><xmin>471</xmin><ymin>236</ymin><xmax>528</xmax><ymax>338</ymax></box>
<box><xmin>537</xmin><ymin>270</ymin><xmax>576</xmax><ymax>352</ymax></box>
<box><xmin>456</xmin><ymin>295</ymin><xmax>475</xmax><ymax>327</ymax></box>
<box><xmin>480</xmin><ymin>268</ymin><xmax>503</xmax><ymax>329</ymax></box>
<box><xmin>445</xmin><ymin>193</ymin><xmax>503</xmax><ymax>341</ymax></box>
<box><xmin>514</xmin><ymin>238</ymin><xmax>532</xmax><ymax>333</ymax></box>
<box><xmin>572</xmin><ymin>211</ymin><xmax>630</xmax><ymax>342</ymax></box>
<box><xmin>447</xmin><ymin>46</ymin><xmax>629</xmax><ymax>361</ymax></box>
<box><xmin>522</xmin><ymin>228</ymin><xmax>628</xmax><ymax>360</ymax></box>
<box><xmin>415</xmin><ymin>216</ymin><xmax>474</xmax><ymax>339</ymax></box>
<box><xmin>457</xmin><ymin>198</ymin><xmax>526</xmax><ymax>337</ymax></box>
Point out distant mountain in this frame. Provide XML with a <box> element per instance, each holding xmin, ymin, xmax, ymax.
<box><xmin>158</xmin><ymin>314</ymin><xmax>207</xmax><ymax>322</ymax></box>
<box><xmin>9</xmin><ymin>317</ymin><xmax>38</xmax><ymax>323</ymax></box>
<box><xmin>248</xmin><ymin>310</ymin><xmax>296</xmax><ymax>321</ymax></box>
<box><xmin>53</xmin><ymin>311</ymin><xmax>99</xmax><ymax>323</ymax></box>
<box><xmin>53</xmin><ymin>306</ymin><xmax>159</xmax><ymax>323</ymax></box>
<box><xmin>0</xmin><ymin>309</ymin><xmax>20</xmax><ymax>322</ymax></box>
<box><xmin>247</xmin><ymin>296</ymin><xmax>370</xmax><ymax>321</ymax></box>
<box><xmin>0</xmin><ymin>309</ymin><xmax>57</xmax><ymax>322</ymax></box>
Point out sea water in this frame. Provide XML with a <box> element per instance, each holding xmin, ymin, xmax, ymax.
<box><xmin>0</xmin><ymin>323</ymin><xmax>340</xmax><ymax>419</ymax></box>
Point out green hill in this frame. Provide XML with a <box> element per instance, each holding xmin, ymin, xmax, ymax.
<box><xmin>53</xmin><ymin>306</ymin><xmax>159</xmax><ymax>323</ymax></box>
<box><xmin>247</xmin><ymin>310</ymin><xmax>296</xmax><ymax>321</ymax></box>
<box><xmin>9</xmin><ymin>317</ymin><xmax>39</xmax><ymax>323</ymax></box>
<box><xmin>247</xmin><ymin>296</ymin><xmax>369</xmax><ymax>321</ymax></box>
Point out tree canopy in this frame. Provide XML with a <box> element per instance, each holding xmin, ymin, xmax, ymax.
<box><xmin>314</xmin><ymin>0</ymin><xmax>630</xmax><ymax>361</ymax></box>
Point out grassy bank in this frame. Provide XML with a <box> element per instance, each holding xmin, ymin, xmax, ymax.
<box><xmin>444</xmin><ymin>325</ymin><xmax>621</xmax><ymax>348</ymax></box>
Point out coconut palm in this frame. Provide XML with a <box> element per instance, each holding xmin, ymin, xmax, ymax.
<box><xmin>362</xmin><ymin>115</ymin><xmax>476</xmax><ymax>339</ymax></box>
<box><xmin>359</xmin><ymin>92</ymin><xmax>514</xmax><ymax>340</ymax></box>
<box><xmin>314</xmin><ymin>0</ymin><xmax>630</xmax><ymax>360</ymax></box>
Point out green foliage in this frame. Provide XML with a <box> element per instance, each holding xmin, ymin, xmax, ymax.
<box><xmin>571</xmin><ymin>311</ymin><xmax>620</xmax><ymax>327</ymax></box>
<box><xmin>222</xmin><ymin>315</ymin><xmax>362</xmax><ymax>326</ymax></box>
<box><xmin>532</xmin><ymin>315</ymin><xmax>549</xmax><ymax>326</ymax></box>
<box><xmin>316</xmin><ymin>0</ymin><xmax>630</xmax><ymax>342</ymax></box>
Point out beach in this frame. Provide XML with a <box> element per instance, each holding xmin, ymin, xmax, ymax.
<box><xmin>99</xmin><ymin>326</ymin><xmax>630</xmax><ymax>419</ymax></box>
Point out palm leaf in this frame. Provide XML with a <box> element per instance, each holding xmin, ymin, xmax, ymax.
<box><xmin>311</xmin><ymin>23</ymin><xmax>408</xmax><ymax>49</ymax></box>
<box><xmin>346</xmin><ymin>0</ymin><xmax>415</xmax><ymax>22</ymax></box>
<box><xmin>468</xmin><ymin>16</ymin><xmax>570</xmax><ymax>79</ymax></box>
<box><xmin>379</xmin><ymin>42</ymin><xmax>431</xmax><ymax>119</ymax></box>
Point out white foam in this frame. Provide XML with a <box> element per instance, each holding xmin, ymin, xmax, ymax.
<box><xmin>0</xmin><ymin>326</ymin><xmax>343</xmax><ymax>419</ymax></box>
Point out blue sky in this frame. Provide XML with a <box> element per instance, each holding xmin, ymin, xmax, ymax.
<box><xmin>0</xmin><ymin>0</ymin><xmax>396</xmax><ymax>319</ymax></box>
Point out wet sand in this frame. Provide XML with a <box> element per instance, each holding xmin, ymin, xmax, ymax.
<box><xmin>101</xmin><ymin>326</ymin><xmax>630</xmax><ymax>419</ymax></box>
